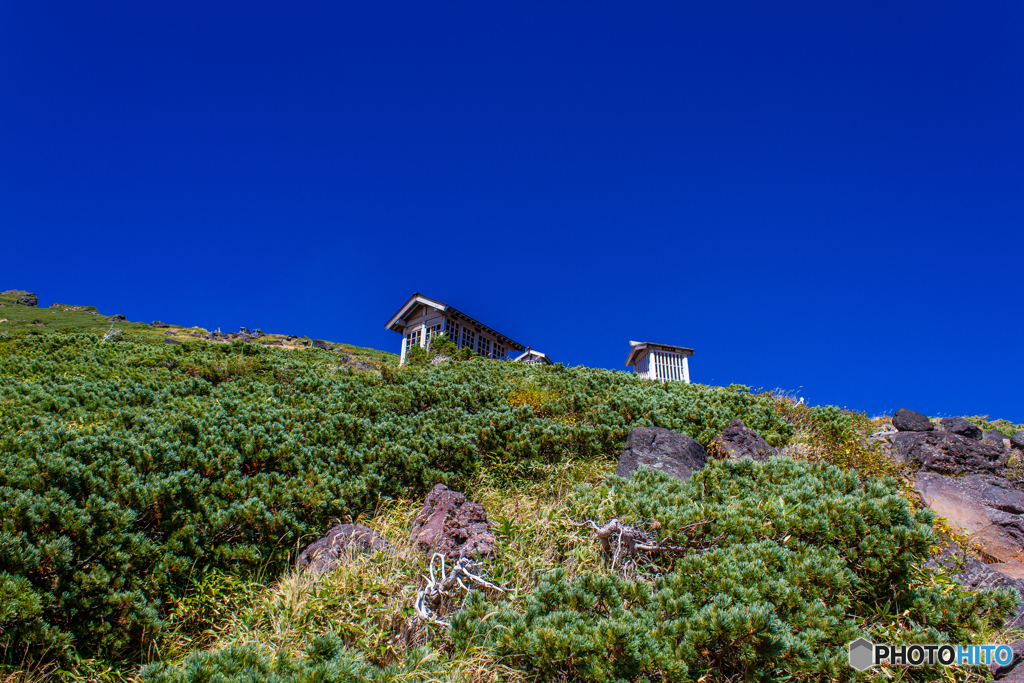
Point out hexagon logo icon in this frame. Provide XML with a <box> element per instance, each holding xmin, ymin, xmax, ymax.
<box><xmin>848</xmin><ymin>638</ymin><xmax>875</xmax><ymax>671</ymax></box>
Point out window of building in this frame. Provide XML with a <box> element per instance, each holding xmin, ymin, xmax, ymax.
<box><xmin>494</xmin><ymin>344</ymin><xmax>505</xmax><ymax>359</ymax></box>
<box><xmin>462</xmin><ymin>328</ymin><xmax>475</xmax><ymax>351</ymax></box>
<box><xmin>406</xmin><ymin>329</ymin><xmax>422</xmax><ymax>352</ymax></box>
<box><xmin>445</xmin><ymin>319</ymin><xmax>460</xmax><ymax>346</ymax></box>
<box><xmin>425</xmin><ymin>324</ymin><xmax>442</xmax><ymax>348</ymax></box>
<box><xmin>477</xmin><ymin>336</ymin><xmax>490</xmax><ymax>358</ymax></box>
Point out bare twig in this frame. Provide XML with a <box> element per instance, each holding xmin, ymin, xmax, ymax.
<box><xmin>414</xmin><ymin>553</ymin><xmax>507</xmax><ymax>627</ymax></box>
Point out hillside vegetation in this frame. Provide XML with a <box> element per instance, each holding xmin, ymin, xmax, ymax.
<box><xmin>0</xmin><ymin>290</ymin><xmax>1019</xmax><ymax>682</ymax></box>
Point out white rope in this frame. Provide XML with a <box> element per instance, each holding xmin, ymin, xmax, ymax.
<box><xmin>414</xmin><ymin>553</ymin><xmax>506</xmax><ymax>627</ymax></box>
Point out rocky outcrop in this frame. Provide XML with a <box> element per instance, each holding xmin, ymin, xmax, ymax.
<box><xmin>916</xmin><ymin>472</ymin><xmax>1024</xmax><ymax>563</ymax></box>
<box><xmin>615</xmin><ymin>427</ymin><xmax>707</xmax><ymax>481</ymax></box>
<box><xmin>151</xmin><ymin>320</ymin><xmax>170</xmax><ymax>328</ymax></box>
<box><xmin>937</xmin><ymin>416</ymin><xmax>982</xmax><ymax>440</ymax></box>
<box><xmin>297</xmin><ymin>523</ymin><xmax>390</xmax><ymax>576</ymax></box>
<box><xmin>709</xmin><ymin>419</ymin><xmax>777</xmax><ymax>462</ymax></box>
<box><xmin>889</xmin><ymin>431</ymin><xmax>1006</xmax><ymax>475</ymax></box>
<box><xmin>409</xmin><ymin>484</ymin><xmax>496</xmax><ymax>560</ymax></box>
<box><xmin>312</xmin><ymin>339</ymin><xmax>333</xmax><ymax>350</ymax></box>
<box><xmin>1014</xmin><ymin>432</ymin><xmax>1024</xmax><ymax>452</ymax></box>
<box><xmin>985</xmin><ymin>430</ymin><xmax>1009</xmax><ymax>450</ymax></box>
<box><xmin>892</xmin><ymin>408</ymin><xmax>933</xmax><ymax>432</ymax></box>
<box><xmin>108</xmin><ymin>314</ymin><xmax>127</xmax><ymax>322</ymax></box>
<box><xmin>16</xmin><ymin>293</ymin><xmax>38</xmax><ymax>307</ymax></box>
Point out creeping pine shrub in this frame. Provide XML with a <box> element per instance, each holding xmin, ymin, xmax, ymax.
<box><xmin>0</xmin><ymin>331</ymin><xmax>792</xmax><ymax>665</ymax></box>
<box><xmin>141</xmin><ymin>633</ymin><xmax>442</xmax><ymax>683</ymax></box>
<box><xmin>452</xmin><ymin>459</ymin><xmax>1015</xmax><ymax>682</ymax></box>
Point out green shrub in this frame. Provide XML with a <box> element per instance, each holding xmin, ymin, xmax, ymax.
<box><xmin>451</xmin><ymin>460</ymin><xmax>1015</xmax><ymax>682</ymax></box>
<box><xmin>140</xmin><ymin>633</ymin><xmax>441</xmax><ymax>683</ymax></box>
<box><xmin>0</xmin><ymin>331</ymin><xmax>793</xmax><ymax>665</ymax></box>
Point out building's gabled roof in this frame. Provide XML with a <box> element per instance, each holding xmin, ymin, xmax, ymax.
<box><xmin>384</xmin><ymin>292</ymin><xmax>526</xmax><ymax>352</ymax></box>
<box><xmin>624</xmin><ymin>340</ymin><xmax>695</xmax><ymax>367</ymax></box>
<box><xmin>513</xmin><ymin>349</ymin><xmax>553</xmax><ymax>365</ymax></box>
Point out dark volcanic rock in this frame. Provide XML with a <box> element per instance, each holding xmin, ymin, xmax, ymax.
<box><xmin>16</xmin><ymin>294</ymin><xmax>38</xmax><ymax>307</ymax></box>
<box><xmin>992</xmin><ymin>638</ymin><xmax>1024</xmax><ymax>681</ymax></box>
<box><xmin>297</xmin><ymin>523</ymin><xmax>390</xmax><ymax>576</ymax></box>
<box><xmin>916</xmin><ymin>471</ymin><xmax>1024</xmax><ymax>563</ymax></box>
<box><xmin>151</xmin><ymin>320</ymin><xmax>170</xmax><ymax>328</ymax></box>
<box><xmin>710</xmin><ymin>419</ymin><xmax>777</xmax><ymax>462</ymax></box>
<box><xmin>892</xmin><ymin>408</ymin><xmax>933</xmax><ymax>432</ymax></box>
<box><xmin>409</xmin><ymin>484</ymin><xmax>495</xmax><ymax>561</ymax></box>
<box><xmin>1013</xmin><ymin>432</ymin><xmax>1024</xmax><ymax>452</ymax></box>
<box><xmin>937</xmin><ymin>416</ymin><xmax>982</xmax><ymax>440</ymax></box>
<box><xmin>926</xmin><ymin>547</ymin><xmax>1024</xmax><ymax>679</ymax></box>
<box><xmin>312</xmin><ymin>339</ymin><xmax>333</xmax><ymax>351</ymax></box>
<box><xmin>890</xmin><ymin>431</ymin><xmax>1006</xmax><ymax>475</ymax></box>
<box><xmin>615</xmin><ymin>427</ymin><xmax>707</xmax><ymax>481</ymax></box>
<box><xmin>985</xmin><ymin>430</ymin><xmax>1009</xmax><ymax>450</ymax></box>
<box><xmin>108</xmin><ymin>314</ymin><xmax>127</xmax><ymax>322</ymax></box>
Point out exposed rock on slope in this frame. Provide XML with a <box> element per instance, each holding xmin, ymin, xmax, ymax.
<box><xmin>892</xmin><ymin>407</ymin><xmax>933</xmax><ymax>432</ymax></box>
<box><xmin>709</xmin><ymin>418</ymin><xmax>777</xmax><ymax>462</ymax></box>
<box><xmin>888</xmin><ymin>431</ymin><xmax>1006</xmax><ymax>475</ymax></box>
<box><xmin>298</xmin><ymin>523</ymin><xmax>390</xmax><ymax>576</ymax></box>
<box><xmin>409</xmin><ymin>484</ymin><xmax>496</xmax><ymax>560</ymax></box>
<box><xmin>615</xmin><ymin>427</ymin><xmax>707</xmax><ymax>481</ymax></box>
<box><xmin>936</xmin><ymin>416</ymin><xmax>982</xmax><ymax>440</ymax></box>
<box><xmin>915</xmin><ymin>472</ymin><xmax>1024</xmax><ymax>563</ymax></box>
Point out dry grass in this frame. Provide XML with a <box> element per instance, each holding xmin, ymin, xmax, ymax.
<box><xmin>148</xmin><ymin>456</ymin><xmax>614</xmax><ymax>682</ymax></box>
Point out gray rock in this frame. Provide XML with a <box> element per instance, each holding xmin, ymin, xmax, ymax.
<box><xmin>108</xmin><ymin>314</ymin><xmax>127</xmax><ymax>322</ymax></box>
<box><xmin>163</xmin><ymin>338</ymin><xmax>181</xmax><ymax>345</ymax></box>
<box><xmin>1013</xmin><ymin>432</ymin><xmax>1024</xmax><ymax>452</ymax></box>
<box><xmin>297</xmin><ymin>523</ymin><xmax>390</xmax><ymax>576</ymax></box>
<box><xmin>985</xmin><ymin>430</ymin><xmax>1009</xmax><ymax>450</ymax></box>
<box><xmin>892</xmin><ymin>408</ymin><xmax>933</xmax><ymax>432</ymax></box>
<box><xmin>151</xmin><ymin>320</ymin><xmax>170</xmax><ymax>328</ymax></box>
<box><xmin>916</xmin><ymin>472</ymin><xmax>1024</xmax><ymax>563</ymax></box>
<box><xmin>312</xmin><ymin>339</ymin><xmax>333</xmax><ymax>351</ymax></box>
<box><xmin>937</xmin><ymin>416</ymin><xmax>982</xmax><ymax>440</ymax></box>
<box><xmin>16</xmin><ymin>294</ymin><xmax>38</xmax><ymax>307</ymax></box>
<box><xmin>409</xmin><ymin>484</ymin><xmax>496</xmax><ymax>560</ymax></box>
<box><xmin>890</xmin><ymin>431</ymin><xmax>1006</xmax><ymax>475</ymax></box>
<box><xmin>615</xmin><ymin>427</ymin><xmax>707</xmax><ymax>481</ymax></box>
<box><xmin>710</xmin><ymin>418</ymin><xmax>777</xmax><ymax>462</ymax></box>
<box><xmin>992</xmin><ymin>638</ymin><xmax>1024</xmax><ymax>681</ymax></box>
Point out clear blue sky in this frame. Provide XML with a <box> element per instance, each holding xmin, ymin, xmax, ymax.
<box><xmin>2</xmin><ymin>2</ymin><xmax>1022</xmax><ymax>421</ymax></box>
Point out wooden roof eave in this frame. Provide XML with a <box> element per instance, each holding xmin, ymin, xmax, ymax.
<box><xmin>385</xmin><ymin>292</ymin><xmax>526</xmax><ymax>352</ymax></box>
<box><xmin>384</xmin><ymin>293</ymin><xmax>448</xmax><ymax>332</ymax></box>
<box><xmin>625</xmin><ymin>342</ymin><xmax>695</xmax><ymax>367</ymax></box>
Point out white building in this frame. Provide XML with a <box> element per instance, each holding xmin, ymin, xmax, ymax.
<box><xmin>625</xmin><ymin>341</ymin><xmax>693</xmax><ymax>383</ymax></box>
<box><xmin>514</xmin><ymin>347</ymin><xmax>553</xmax><ymax>365</ymax></box>
<box><xmin>385</xmin><ymin>293</ymin><xmax>526</xmax><ymax>364</ymax></box>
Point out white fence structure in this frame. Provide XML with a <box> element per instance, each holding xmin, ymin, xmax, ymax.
<box><xmin>625</xmin><ymin>341</ymin><xmax>693</xmax><ymax>384</ymax></box>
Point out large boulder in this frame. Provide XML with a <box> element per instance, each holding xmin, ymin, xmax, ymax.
<box><xmin>984</xmin><ymin>430</ymin><xmax>1009</xmax><ymax>450</ymax></box>
<box><xmin>937</xmin><ymin>416</ymin><xmax>982</xmax><ymax>440</ymax></box>
<box><xmin>916</xmin><ymin>472</ymin><xmax>1024</xmax><ymax>563</ymax></box>
<box><xmin>890</xmin><ymin>431</ymin><xmax>1006</xmax><ymax>475</ymax></box>
<box><xmin>1014</xmin><ymin>432</ymin><xmax>1024</xmax><ymax>452</ymax></box>
<box><xmin>409</xmin><ymin>484</ymin><xmax>496</xmax><ymax>561</ymax></box>
<box><xmin>297</xmin><ymin>523</ymin><xmax>390</xmax><ymax>576</ymax></box>
<box><xmin>312</xmin><ymin>339</ymin><xmax>333</xmax><ymax>350</ymax></box>
<box><xmin>892</xmin><ymin>408</ymin><xmax>933</xmax><ymax>432</ymax></box>
<box><xmin>709</xmin><ymin>419</ymin><xmax>777</xmax><ymax>462</ymax></box>
<box><xmin>16</xmin><ymin>293</ymin><xmax>38</xmax><ymax>307</ymax></box>
<box><xmin>615</xmin><ymin>427</ymin><xmax>707</xmax><ymax>481</ymax></box>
